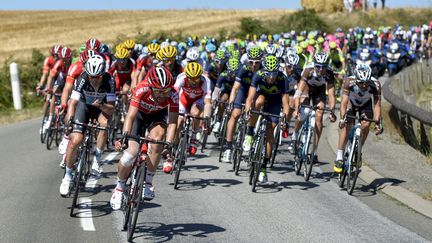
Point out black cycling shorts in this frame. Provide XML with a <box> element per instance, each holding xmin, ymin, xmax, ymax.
<box><xmin>72</xmin><ymin>101</ymin><xmax>108</xmax><ymax>134</ymax></box>
<box><xmin>346</xmin><ymin>99</ymin><xmax>374</xmax><ymax>123</ymax></box>
<box><xmin>129</xmin><ymin>109</ymin><xmax>168</xmax><ymax>142</ymax></box>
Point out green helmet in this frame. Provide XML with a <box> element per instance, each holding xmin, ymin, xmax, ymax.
<box><xmin>229</xmin><ymin>50</ymin><xmax>240</xmax><ymax>60</ymax></box>
<box><xmin>216</xmin><ymin>49</ymin><xmax>226</xmax><ymax>61</ymax></box>
<box><xmin>247</xmin><ymin>46</ymin><xmax>262</xmax><ymax>60</ymax></box>
<box><xmin>239</xmin><ymin>40</ymin><xmax>246</xmax><ymax>48</ymax></box>
<box><xmin>227</xmin><ymin>58</ymin><xmax>240</xmax><ymax>72</ymax></box>
<box><xmin>79</xmin><ymin>43</ymin><xmax>86</xmax><ymax>53</ymax></box>
<box><xmin>263</xmin><ymin>55</ymin><xmax>279</xmax><ymax>72</ymax></box>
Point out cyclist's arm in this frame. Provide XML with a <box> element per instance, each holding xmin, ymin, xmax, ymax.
<box><xmin>67</xmin><ymin>98</ymin><xmax>78</xmax><ymax>122</ymax></box>
<box><xmin>244</xmin><ymin>86</ymin><xmax>257</xmax><ymax>113</ymax></box>
<box><xmin>228</xmin><ymin>81</ymin><xmax>241</xmax><ymax>104</ymax></box>
<box><xmin>45</xmin><ymin>71</ymin><xmax>57</xmax><ymax>91</ymax></box>
<box><xmin>340</xmin><ymin>79</ymin><xmax>350</xmax><ymax>119</ymax></box>
<box><xmin>327</xmin><ymin>82</ymin><xmax>336</xmax><ymax>111</ymax></box>
<box><xmin>166</xmin><ymin>111</ymin><xmax>178</xmax><ymax>144</ymax></box>
<box><xmin>123</xmin><ymin>105</ymin><xmax>138</xmax><ymax>135</ymax></box>
<box><xmin>61</xmin><ymin>82</ymin><xmax>73</xmax><ymax>108</ymax></box>
<box><xmin>39</xmin><ymin>70</ymin><xmax>49</xmax><ymax>87</ymax></box>
<box><xmin>373</xmin><ymin>81</ymin><xmax>382</xmax><ymax>122</ymax></box>
<box><xmin>282</xmin><ymin>93</ymin><xmax>290</xmax><ymax>120</ymax></box>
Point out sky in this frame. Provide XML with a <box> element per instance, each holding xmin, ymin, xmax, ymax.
<box><xmin>0</xmin><ymin>0</ymin><xmax>431</xmax><ymax>10</ymax></box>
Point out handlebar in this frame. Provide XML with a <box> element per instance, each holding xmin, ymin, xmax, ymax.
<box><xmin>124</xmin><ymin>134</ymin><xmax>170</xmax><ymax>146</ymax></box>
<box><xmin>249</xmin><ymin>109</ymin><xmax>283</xmax><ymax>119</ymax></box>
<box><xmin>178</xmin><ymin>113</ymin><xmax>208</xmax><ymax>120</ymax></box>
<box><xmin>344</xmin><ymin>114</ymin><xmax>377</xmax><ymax>123</ymax></box>
<box><xmin>71</xmin><ymin>120</ymin><xmax>109</xmax><ymax>131</ymax></box>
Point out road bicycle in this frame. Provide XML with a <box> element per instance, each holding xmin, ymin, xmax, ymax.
<box><xmin>46</xmin><ymin>104</ymin><xmax>65</xmax><ymax>150</ymax></box>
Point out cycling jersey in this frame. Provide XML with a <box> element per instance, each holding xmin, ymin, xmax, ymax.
<box><xmin>66</xmin><ymin>61</ymin><xmax>84</xmax><ymax>85</ymax></box>
<box><xmin>233</xmin><ymin>64</ymin><xmax>259</xmax><ymax>109</ymax></box>
<box><xmin>205</xmin><ymin>61</ymin><xmax>224</xmax><ymax>90</ymax></box>
<box><xmin>301</xmin><ymin>63</ymin><xmax>336</xmax><ymax>105</ymax></box>
<box><xmin>174</xmin><ymin>73</ymin><xmax>211</xmax><ymax>114</ymax></box>
<box><xmin>327</xmin><ymin>48</ymin><xmax>345</xmax><ymax>65</ymax></box>
<box><xmin>51</xmin><ymin>59</ymin><xmax>69</xmax><ymax>77</ymax></box>
<box><xmin>216</xmin><ymin>70</ymin><xmax>236</xmax><ymax>94</ymax></box>
<box><xmin>43</xmin><ymin>56</ymin><xmax>56</xmax><ymax>72</ymax></box>
<box><xmin>108</xmin><ymin>58</ymin><xmax>136</xmax><ymax>90</ymax></box>
<box><xmin>130</xmin><ymin>78</ymin><xmax>179</xmax><ymax>114</ymax></box>
<box><xmin>71</xmin><ymin>72</ymin><xmax>116</xmax><ymax>105</ymax></box>
<box><xmin>136</xmin><ymin>55</ymin><xmax>152</xmax><ymax>72</ymax></box>
<box><xmin>251</xmin><ymin>70</ymin><xmax>292</xmax><ymax>97</ymax></box>
<box><xmin>344</xmin><ymin>76</ymin><xmax>380</xmax><ymax>107</ymax></box>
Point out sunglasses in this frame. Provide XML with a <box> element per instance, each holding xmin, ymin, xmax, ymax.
<box><xmin>249</xmin><ymin>60</ymin><xmax>261</xmax><ymax>65</ymax></box>
<box><xmin>89</xmin><ymin>75</ymin><xmax>102</xmax><ymax>80</ymax></box>
<box><xmin>152</xmin><ymin>87</ymin><xmax>171</xmax><ymax>96</ymax></box>
<box><xmin>215</xmin><ymin>59</ymin><xmax>223</xmax><ymax>64</ymax></box>
<box><xmin>314</xmin><ymin>64</ymin><xmax>327</xmax><ymax>70</ymax></box>
<box><xmin>163</xmin><ymin>57</ymin><xmax>175</xmax><ymax>63</ymax></box>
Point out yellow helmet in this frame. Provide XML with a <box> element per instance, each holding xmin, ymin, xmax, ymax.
<box><xmin>184</xmin><ymin>62</ymin><xmax>203</xmax><ymax>79</ymax></box>
<box><xmin>308</xmin><ymin>39</ymin><xmax>316</xmax><ymax>46</ymax></box>
<box><xmin>317</xmin><ymin>37</ymin><xmax>325</xmax><ymax>44</ymax></box>
<box><xmin>161</xmin><ymin>46</ymin><xmax>177</xmax><ymax>58</ymax></box>
<box><xmin>295</xmin><ymin>45</ymin><xmax>303</xmax><ymax>55</ymax></box>
<box><xmin>300</xmin><ymin>41</ymin><xmax>308</xmax><ymax>49</ymax></box>
<box><xmin>329</xmin><ymin>41</ymin><xmax>337</xmax><ymax>49</ymax></box>
<box><xmin>115</xmin><ymin>48</ymin><xmax>129</xmax><ymax>59</ymax></box>
<box><xmin>156</xmin><ymin>50</ymin><xmax>164</xmax><ymax>61</ymax></box>
<box><xmin>148</xmin><ymin>43</ymin><xmax>161</xmax><ymax>54</ymax></box>
<box><xmin>123</xmin><ymin>39</ymin><xmax>135</xmax><ymax>50</ymax></box>
<box><xmin>116</xmin><ymin>43</ymin><xmax>125</xmax><ymax>51</ymax></box>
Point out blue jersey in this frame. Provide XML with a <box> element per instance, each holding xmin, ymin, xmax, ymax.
<box><xmin>251</xmin><ymin>70</ymin><xmax>292</xmax><ymax>97</ymax></box>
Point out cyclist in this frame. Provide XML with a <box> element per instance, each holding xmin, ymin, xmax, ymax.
<box><xmin>211</xmin><ymin>58</ymin><xmax>239</xmax><ymax>133</ymax></box>
<box><xmin>181</xmin><ymin>47</ymin><xmax>204</xmax><ymax>68</ymax></box>
<box><xmin>333</xmin><ymin>64</ymin><xmax>383</xmax><ymax>173</ymax></box>
<box><xmin>170</xmin><ymin>62</ymin><xmax>212</xmax><ymax>158</ymax></box>
<box><xmin>37</xmin><ymin>45</ymin><xmax>62</xmax><ymax>94</ymax></box>
<box><xmin>292</xmin><ymin>52</ymin><xmax>337</xmax><ymax>163</ymax></box>
<box><xmin>244</xmin><ymin>55</ymin><xmax>292</xmax><ymax>182</ymax></box>
<box><xmin>44</xmin><ymin>47</ymin><xmax>73</xmax><ymax>134</ymax></box>
<box><xmin>206</xmin><ymin>49</ymin><xmax>228</xmax><ymax>91</ymax></box>
<box><xmin>86</xmin><ymin>38</ymin><xmax>110</xmax><ymax>72</ymax></box>
<box><xmin>110</xmin><ymin>66</ymin><xmax>178</xmax><ymax>209</ymax></box>
<box><xmin>160</xmin><ymin>45</ymin><xmax>183</xmax><ymax>79</ymax></box>
<box><xmin>59</xmin><ymin>55</ymin><xmax>115</xmax><ymax>196</ymax></box>
<box><xmin>136</xmin><ymin>43</ymin><xmax>160</xmax><ymax>84</ymax></box>
<box><xmin>222</xmin><ymin>46</ymin><xmax>262</xmax><ymax>162</ymax></box>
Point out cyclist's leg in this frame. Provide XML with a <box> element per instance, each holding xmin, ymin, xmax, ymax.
<box><xmin>191</xmin><ymin>98</ymin><xmax>204</xmax><ymax>133</ymax></box>
<box><xmin>358</xmin><ymin>100</ymin><xmax>374</xmax><ymax>145</ymax></box>
<box><xmin>121</xmin><ymin>81</ymin><xmax>131</xmax><ymax>108</ymax></box>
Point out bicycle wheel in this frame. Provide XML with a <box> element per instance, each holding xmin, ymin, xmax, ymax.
<box><xmin>174</xmin><ymin>135</ymin><xmax>187</xmax><ymax>189</ymax></box>
<box><xmin>304</xmin><ymin>128</ymin><xmax>316</xmax><ymax>181</ymax></box>
<box><xmin>294</xmin><ymin>127</ymin><xmax>305</xmax><ymax>175</ymax></box>
<box><xmin>54</xmin><ymin>122</ymin><xmax>63</xmax><ymax>147</ymax></box>
<box><xmin>70</xmin><ymin>148</ymin><xmax>86</xmax><ymax>217</ymax></box>
<box><xmin>127</xmin><ymin>166</ymin><xmax>145</xmax><ymax>242</ymax></box>
<box><xmin>218</xmin><ymin>116</ymin><xmax>228</xmax><ymax>162</ymax></box>
<box><xmin>251</xmin><ymin>136</ymin><xmax>264</xmax><ymax>192</ymax></box>
<box><xmin>269</xmin><ymin>124</ymin><xmax>281</xmax><ymax>168</ymax></box>
<box><xmin>40</xmin><ymin>102</ymin><xmax>50</xmax><ymax>144</ymax></box>
<box><xmin>122</xmin><ymin>167</ymin><xmax>136</xmax><ymax>230</ymax></box>
<box><xmin>46</xmin><ymin>126</ymin><xmax>54</xmax><ymax>150</ymax></box>
<box><xmin>347</xmin><ymin>140</ymin><xmax>361</xmax><ymax>195</ymax></box>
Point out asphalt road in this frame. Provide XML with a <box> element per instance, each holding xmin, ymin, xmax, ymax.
<box><xmin>0</xmin><ymin>117</ymin><xmax>431</xmax><ymax>243</ymax></box>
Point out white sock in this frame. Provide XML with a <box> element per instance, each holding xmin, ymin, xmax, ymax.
<box><xmin>336</xmin><ymin>149</ymin><xmax>344</xmax><ymax>161</ymax></box>
<box><xmin>65</xmin><ymin>167</ymin><xmax>73</xmax><ymax>178</ymax></box>
<box><xmin>116</xmin><ymin>179</ymin><xmax>126</xmax><ymax>191</ymax></box>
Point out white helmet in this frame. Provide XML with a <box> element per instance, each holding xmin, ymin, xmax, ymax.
<box><xmin>85</xmin><ymin>55</ymin><xmax>105</xmax><ymax>77</ymax></box>
<box><xmin>275</xmin><ymin>46</ymin><xmax>285</xmax><ymax>58</ymax></box>
<box><xmin>285</xmin><ymin>53</ymin><xmax>299</xmax><ymax>66</ymax></box>
<box><xmin>186</xmin><ymin>47</ymin><xmax>200</xmax><ymax>61</ymax></box>
<box><xmin>265</xmin><ymin>44</ymin><xmax>277</xmax><ymax>55</ymax></box>
<box><xmin>160</xmin><ymin>41</ymin><xmax>170</xmax><ymax>49</ymax></box>
<box><xmin>354</xmin><ymin>64</ymin><xmax>372</xmax><ymax>83</ymax></box>
<box><xmin>285</xmin><ymin>47</ymin><xmax>296</xmax><ymax>55</ymax></box>
<box><xmin>390</xmin><ymin>42</ymin><xmax>399</xmax><ymax>53</ymax></box>
<box><xmin>170</xmin><ymin>41</ymin><xmax>178</xmax><ymax>47</ymax></box>
<box><xmin>313</xmin><ymin>52</ymin><xmax>329</xmax><ymax>65</ymax></box>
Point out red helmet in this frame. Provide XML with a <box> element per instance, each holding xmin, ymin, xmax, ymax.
<box><xmin>59</xmin><ymin>47</ymin><xmax>72</xmax><ymax>59</ymax></box>
<box><xmin>79</xmin><ymin>49</ymin><xmax>98</xmax><ymax>63</ymax></box>
<box><xmin>146</xmin><ymin>66</ymin><xmax>173</xmax><ymax>89</ymax></box>
<box><xmin>85</xmin><ymin>38</ymin><xmax>101</xmax><ymax>51</ymax></box>
<box><xmin>51</xmin><ymin>45</ymin><xmax>62</xmax><ymax>56</ymax></box>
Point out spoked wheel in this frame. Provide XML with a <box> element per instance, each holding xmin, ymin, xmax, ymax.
<box><xmin>337</xmin><ymin>163</ymin><xmax>347</xmax><ymax>188</ymax></box>
<box><xmin>234</xmin><ymin>147</ymin><xmax>243</xmax><ymax>175</ymax></box>
<box><xmin>294</xmin><ymin>131</ymin><xmax>304</xmax><ymax>175</ymax></box>
<box><xmin>218</xmin><ymin>117</ymin><xmax>227</xmax><ymax>162</ymax></box>
<box><xmin>127</xmin><ymin>167</ymin><xmax>145</xmax><ymax>242</ymax></box>
<box><xmin>40</xmin><ymin>103</ymin><xmax>50</xmax><ymax>144</ymax></box>
<box><xmin>46</xmin><ymin>127</ymin><xmax>54</xmax><ymax>150</ymax></box>
<box><xmin>303</xmin><ymin>130</ymin><xmax>316</xmax><ymax>182</ymax></box>
<box><xmin>55</xmin><ymin>125</ymin><xmax>63</xmax><ymax>147</ymax></box>
<box><xmin>251</xmin><ymin>137</ymin><xmax>264</xmax><ymax>192</ymax></box>
<box><xmin>70</xmin><ymin>149</ymin><xmax>86</xmax><ymax>217</ymax></box>
<box><xmin>173</xmin><ymin>138</ymin><xmax>186</xmax><ymax>190</ymax></box>
<box><xmin>347</xmin><ymin>142</ymin><xmax>361</xmax><ymax>195</ymax></box>
<box><xmin>269</xmin><ymin>124</ymin><xmax>281</xmax><ymax>168</ymax></box>
<box><xmin>122</xmin><ymin>169</ymin><xmax>136</xmax><ymax>231</ymax></box>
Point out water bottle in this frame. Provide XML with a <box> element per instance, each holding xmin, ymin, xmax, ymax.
<box><xmin>301</xmin><ymin>133</ymin><xmax>306</xmax><ymax>144</ymax></box>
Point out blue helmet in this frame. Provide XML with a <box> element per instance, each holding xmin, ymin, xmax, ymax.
<box><xmin>205</xmin><ymin>43</ymin><xmax>216</xmax><ymax>52</ymax></box>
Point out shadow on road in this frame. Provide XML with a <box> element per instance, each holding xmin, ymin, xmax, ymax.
<box><xmin>256</xmin><ymin>179</ymin><xmax>320</xmax><ymax>193</ymax></box>
<box><xmin>353</xmin><ymin>177</ymin><xmax>405</xmax><ymax>197</ymax></box>
<box><xmin>133</xmin><ymin>222</ymin><xmax>226</xmax><ymax>243</ymax></box>
<box><xmin>184</xmin><ymin>164</ymin><xmax>219</xmax><ymax>172</ymax></box>
<box><xmin>172</xmin><ymin>178</ymin><xmax>242</xmax><ymax>191</ymax></box>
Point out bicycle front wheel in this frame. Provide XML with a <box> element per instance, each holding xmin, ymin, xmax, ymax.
<box><xmin>304</xmin><ymin>129</ymin><xmax>316</xmax><ymax>181</ymax></box>
<box><xmin>251</xmin><ymin>137</ymin><xmax>264</xmax><ymax>192</ymax></box>
<box><xmin>46</xmin><ymin>127</ymin><xmax>54</xmax><ymax>150</ymax></box>
<box><xmin>347</xmin><ymin>141</ymin><xmax>361</xmax><ymax>195</ymax></box>
<box><xmin>269</xmin><ymin>124</ymin><xmax>281</xmax><ymax>168</ymax></box>
<box><xmin>174</xmin><ymin>136</ymin><xmax>187</xmax><ymax>189</ymax></box>
<box><xmin>70</xmin><ymin>149</ymin><xmax>86</xmax><ymax>217</ymax></box>
<box><xmin>127</xmin><ymin>166</ymin><xmax>145</xmax><ymax>242</ymax></box>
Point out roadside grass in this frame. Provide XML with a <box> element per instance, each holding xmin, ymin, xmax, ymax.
<box><xmin>0</xmin><ymin>107</ymin><xmax>42</xmax><ymax>126</ymax></box>
<box><xmin>423</xmin><ymin>192</ymin><xmax>432</xmax><ymax>201</ymax></box>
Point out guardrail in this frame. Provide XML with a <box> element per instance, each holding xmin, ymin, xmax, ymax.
<box><xmin>382</xmin><ymin>61</ymin><xmax>432</xmax><ymax>154</ymax></box>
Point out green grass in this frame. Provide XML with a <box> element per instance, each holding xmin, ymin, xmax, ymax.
<box><xmin>0</xmin><ymin>107</ymin><xmax>42</xmax><ymax>126</ymax></box>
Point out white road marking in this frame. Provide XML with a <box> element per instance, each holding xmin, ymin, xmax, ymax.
<box><xmin>78</xmin><ymin>151</ymin><xmax>120</xmax><ymax>231</ymax></box>
<box><xmin>78</xmin><ymin>198</ymin><xmax>95</xmax><ymax>231</ymax></box>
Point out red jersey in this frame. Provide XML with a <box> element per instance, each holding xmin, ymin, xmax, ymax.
<box><xmin>136</xmin><ymin>55</ymin><xmax>152</xmax><ymax>71</ymax></box>
<box><xmin>50</xmin><ymin>59</ymin><xmax>69</xmax><ymax>77</ymax></box>
<box><xmin>66</xmin><ymin>61</ymin><xmax>84</xmax><ymax>85</ymax></box>
<box><xmin>130</xmin><ymin>79</ymin><xmax>179</xmax><ymax>114</ymax></box>
<box><xmin>108</xmin><ymin>58</ymin><xmax>137</xmax><ymax>90</ymax></box>
<box><xmin>42</xmin><ymin>56</ymin><xmax>55</xmax><ymax>72</ymax></box>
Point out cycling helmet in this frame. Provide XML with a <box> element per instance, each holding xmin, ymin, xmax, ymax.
<box><xmin>265</xmin><ymin>44</ymin><xmax>277</xmax><ymax>55</ymax></box>
<box><xmin>59</xmin><ymin>47</ymin><xmax>72</xmax><ymax>59</ymax></box>
<box><xmin>170</xmin><ymin>41</ymin><xmax>178</xmax><ymax>47</ymax></box>
<box><xmin>147</xmin><ymin>43</ymin><xmax>161</xmax><ymax>54</ymax></box>
<box><xmin>239</xmin><ymin>40</ymin><xmax>246</xmax><ymax>49</ymax></box>
<box><xmin>275</xmin><ymin>46</ymin><xmax>285</xmax><ymax>59</ymax></box>
<box><xmin>297</xmin><ymin>36</ymin><xmax>305</xmax><ymax>42</ymax></box>
<box><xmin>263</xmin><ymin>55</ymin><xmax>279</xmax><ymax>72</ymax></box>
<box><xmin>227</xmin><ymin>58</ymin><xmax>240</xmax><ymax>72</ymax></box>
<box><xmin>229</xmin><ymin>50</ymin><xmax>240</xmax><ymax>60</ymax></box>
<box><xmin>390</xmin><ymin>42</ymin><xmax>399</xmax><ymax>53</ymax></box>
<box><xmin>299</xmin><ymin>41</ymin><xmax>308</xmax><ymax>49</ymax></box>
<box><xmin>51</xmin><ymin>45</ymin><xmax>62</xmax><ymax>56</ymax></box>
<box><xmin>123</xmin><ymin>39</ymin><xmax>135</xmax><ymax>50</ymax></box>
<box><xmin>329</xmin><ymin>41</ymin><xmax>338</xmax><ymax>49</ymax></box>
<box><xmin>155</xmin><ymin>50</ymin><xmax>164</xmax><ymax>61</ymax></box>
<box><xmin>186</xmin><ymin>47</ymin><xmax>200</xmax><ymax>61</ymax></box>
<box><xmin>85</xmin><ymin>55</ymin><xmax>105</xmax><ymax>77</ymax></box>
<box><xmin>134</xmin><ymin>44</ymin><xmax>143</xmax><ymax>52</ymax></box>
<box><xmin>116</xmin><ymin>43</ymin><xmax>125</xmax><ymax>51</ymax></box>
<box><xmin>215</xmin><ymin>49</ymin><xmax>226</xmax><ymax>61</ymax></box>
<box><xmin>86</xmin><ymin>38</ymin><xmax>101</xmax><ymax>51</ymax></box>
<box><xmin>79</xmin><ymin>44</ymin><xmax>86</xmax><ymax>53</ymax></box>
<box><xmin>285</xmin><ymin>53</ymin><xmax>299</xmax><ymax>66</ymax></box>
<box><xmin>80</xmin><ymin>49</ymin><xmax>97</xmax><ymax>63</ymax></box>
<box><xmin>100</xmin><ymin>44</ymin><xmax>109</xmax><ymax>54</ymax></box>
<box><xmin>295</xmin><ymin>45</ymin><xmax>303</xmax><ymax>55</ymax></box>
<box><xmin>115</xmin><ymin>48</ymin><xmax>129</xmax><ymax>59</ymax></box>
<box><xmin>147</xmin><ymin>66</ymin><xmax>173</xmax><ymax>89</ymax></box>
<box><xmin>308</xmin><ymin>39</ymin><xmax>316</xmax><ymax>46</ymax></box>
<box><xmin>205</xmin><ymin>43</ymin><xmax>217</xmax><ymax>52</ymax></box>
<box><xmin>313</xmin><ymin>52</ymin><xmax>329</xmax><ymax>65</ymax></box>
<box><xmin>160</xmin><ymin>41</ymin><xmax>170</xmax><ymax>49</ymax></box>
<box><xmin>161</xmin><ymin>46</ymin><xmax>177</xmax><ymax>58</ymax></box>
<box><xmin>184</xmin><ymin>62</ymin><xmax>203</xmax><ymax>79</ymax></box>
<box><xmin>247</xmin><ymin>46</ymin><xmax>263</xmax><ymax>60</ymax></box>
<box><xmin>317</xmin><ymin>37</ymin><xmax>325</xmax><ymax>44</ymax></box>
<box><xmin>354</xmin><ymin>64</ymin><xmax>372</xmax><ymax>83</ymax></box>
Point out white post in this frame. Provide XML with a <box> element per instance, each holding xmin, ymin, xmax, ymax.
<box><xmin>10</xmin><ymin>62</ymin><xmax>22</xmax><ymax>110</ymax></box>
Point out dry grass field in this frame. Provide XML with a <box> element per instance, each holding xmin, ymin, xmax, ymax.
<box><xmin>0</xmin><ymin>10</ymin><xmax>292</xmax><ymax>62</ymax></box>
